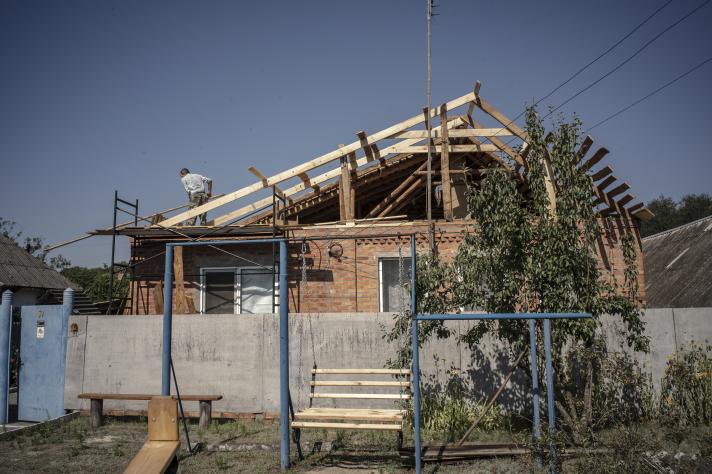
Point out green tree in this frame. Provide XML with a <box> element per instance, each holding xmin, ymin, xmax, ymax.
<box><xmin>61</xmin><ymin>265</ymin><xmax>128</xmax><ymax>303</ymax></box>
<box><xmin>0</xmin><ymin>217</ymin><xmax>71</xmax><ymax>271</ymax></box>
<box><xmin>387</xmin><ymin>107</ymin><xmax>648</xmax><ymax>366</ymax></box>
<box><xmin>640</xmin><ymin>193</ymin><xmax>712</xmax><ymax>237</ymax></box>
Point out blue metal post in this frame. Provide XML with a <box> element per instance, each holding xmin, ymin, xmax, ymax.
<box><xmin>60</xmin><ymin>288</ymin><xmax>74</xmax><ymax>413</ymax></box>
<box><xmin>412</xmin><ymin>319</ymin><xmax>422</xmax><ymax>474</ymax></box>
<box><xmin>529</xmin><ymin>319</ymin><xmax>542</xmax><ymax>468</ymax></box>
<box><xmin>410</xmin><ymin>235</ymin><xmax>421</xmax><ymax>473</ymax></box>
<box><xmin>0</xmin><ymin>290</ymin><xmax>12</xmax><ymax>425</ymax></box>
<box><xmin>161</xmin><ymin>245</ymin><xmax>174</xmax><ymax>396</ymax></box>
<box><xmin>543</xmin><ymin>318</ymin><xmax>557</xmax><ymax>473</ymax></box>
<box><xmin>279</xmin><ymin>239</ymin><xmax>290</xmax><ymax>471</ymax></box>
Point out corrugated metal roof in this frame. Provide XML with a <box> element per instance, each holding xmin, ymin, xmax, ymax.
<box><xmin>0</xmin><ymin>234</ymin><xmax>77</xmax><ymax>290</ymax></box>
<box><xmin>642</xmin><ymin>215</ymin><xmax>712</xmax><ymax>308</ymax></box>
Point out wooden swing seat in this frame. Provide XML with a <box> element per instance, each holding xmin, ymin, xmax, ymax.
<box><xmin>291</xmin><ymin>368</ymin><xmax>411</xmax><ymax>432</ymax></box>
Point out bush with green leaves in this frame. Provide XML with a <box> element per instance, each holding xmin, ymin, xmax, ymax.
<box><xmin>659</xmin><ymin>344</ymin><xmax>712</xmax><ymax>427</ymax></box>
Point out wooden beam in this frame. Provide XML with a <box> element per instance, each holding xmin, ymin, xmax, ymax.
<box><xmin>391</xmin><ymin>144</ymin><xmax>500</xmax><ymax>154</ymax></box>
<box><xmin>472</xmin><ymin>93</ymin><xmax>529</xmax><ymax>142</ymax></box>
<box><xmin>211</xmin><ymin>117</ymin><xmax>468</xmax><ymax>226</ymax></box>
<box><xmin>579</xmin><ymin>147</ymin><xmax>609</xmax><ymax>173</ymax></box>
<box><xmin>575</xmin><ymin>136</ymin><xmax>594</xmax><ymax>164</ymax></box>
<box><xmin>632</xmin><ymin>207</ymin><xmax>655</xmax><ymax>221</ymax></box>
<box><xmin>365</xmin><ymin>161</ymin><xmax>427</xmax><ymax>218</ymax></box>
<box><xmin>463</xmin><ymin>115</ymin><xmax>525</xmax><ymax>167</ymax></box>
<box><xmin>626</xmin><ymin>202</ymin><xmax>645</xmax><ymax>213</ymax></box>
<box><xmin>389</xmin><ymin>128</ymin><xmax>513</xmax><ymax>139</ymax></box>
<box><xmin>339</xmin><ymin>156</ymin><xmax>353</xmax><ymax>221</ymax></box>
<box><xmin>590</xmin><ymin>166</ymin><xmax>613</xmax><ymax>181</ymax></box>
<box><xmin>440</xmin><ymin>105</ymin><xmax>453</xmax><ymax>221</ymax></box>
<box><xmin>616</xmin><ymin>194</ymin><xmax>635</xmax><ymax>208</ymax></box>
<box><xmin>173</xmin><ymin>246</ymin><xmax>189</xmax><ymax>314</ymax></box>
<box><xmin>596</xmin><ymin>176</ymin><xmax>617</xmax><ymax>192</ymax></box>
<box><xmin>297</xmin><ymin>172</ymin><xmax>320</xmax><ymax>192</ymax></box>
<box><xmin>248</xmin><ymin>167</ymin><xmax>288</xmax><ymax>201</ymax></box>
<box><xmin>158</xmin><ymin>91</ymin><xmax>476</xmax><ymax>227</ymax></box>
<box><xmin>605</xmin><ymin>182</ymin><xmax>630</xmax><ymax>200</ymax></box>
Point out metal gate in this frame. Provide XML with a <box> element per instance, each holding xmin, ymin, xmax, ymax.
<box><xmin>18</xmin><ymin>304</ymin><xmax>69</xmax><ymax>422</ymax></box>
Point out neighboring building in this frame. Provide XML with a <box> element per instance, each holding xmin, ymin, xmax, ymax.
<box><xmin>642</xmin><ymin>215</ymin><xmax>712</xmax><ymax>308</ymax></box>
<box><xmin>0</xmin><ymin>234</ymin><xmax>100</xmax><ymax>313</ymax></box>
<box><xmin>91</xmin><ymin>84</ymin><xmax>653</xmax><ymax>315</ymax></box>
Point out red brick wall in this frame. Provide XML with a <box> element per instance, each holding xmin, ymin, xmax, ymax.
<box><xmin>126</xmin><ymin>218</ymin><xmax>645</xmax><ymax>315</ymax></box>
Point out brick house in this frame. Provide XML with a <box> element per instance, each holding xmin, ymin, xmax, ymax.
<box><xmin>94</xmin><ymin>83</ymin><xmax>652</xmax><ymax>315</ymax></box>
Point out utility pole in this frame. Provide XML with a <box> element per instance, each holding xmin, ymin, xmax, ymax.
<box><xmin>425</xmin><ymin>0</ymin><xmax>434</xmax><ymax>252</ymax></box>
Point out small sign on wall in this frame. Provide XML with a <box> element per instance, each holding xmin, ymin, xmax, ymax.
<box><xmin>36</xmin><ymin>320</ymin><xmax>45</xmax><ymax>339</ymax></box>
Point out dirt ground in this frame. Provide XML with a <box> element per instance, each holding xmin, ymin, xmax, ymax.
<box><xmin>0</xmin><ymin>416</ymin><xmax>531</xmax><ymax>473</ymax></box>
<box><xmin>1</xmin><ymin>416</ymin><xmax>710</xmax><ymax>473</ymax></box>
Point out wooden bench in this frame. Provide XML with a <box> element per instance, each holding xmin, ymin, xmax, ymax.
<box><xmin>124</xmin><ymin>396</ymin><xmax>180</xmax><ymax>474</ymax></box>
<box><xmin>292</xmin><ymin>368</ymin><xmax>411</xmax><ymax>445</ymax></box>
<box><xmin>78</xmin><ymin>393</ymin><xmax>222</xmax><ymax>430</ymax></box>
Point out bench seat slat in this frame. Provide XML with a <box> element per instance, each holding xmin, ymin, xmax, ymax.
<box><xmin>311</xmin><ymin>381</ymin><xmax>410</xmax><ymax>387</ymax></box>
<box><xmin>78</xmin><ymin>393</ymin><xmax>222</xmax><ymax>401</ymax></box>
<box><xmin>310</xmin><ymin>393</ymin><xmax>410</xmax><ymax>400</ymax></box>
<box><xmin>312</xmin><ymin>368</ymin><xmax>410</xmax><ymax>375</ymax></box>
<box><xmin>295</xmin><ymin>411</ymin><xmax>403</xmax><ymax>422</ymax></box>
<box><xmin>291</xmin><ymin>421</ymin><xmax>402</xmax><ymax>431</ymax></box>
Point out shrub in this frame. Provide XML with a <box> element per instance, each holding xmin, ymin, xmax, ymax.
<box><xmin>659</xmin><ymin>344</ymin><xmax>712</xmax><ymax>426</ymax></box>
<box><xmin>417</xmin><ymin>392</ymin><xmax>504</xmax><ymax>442</ymax></box>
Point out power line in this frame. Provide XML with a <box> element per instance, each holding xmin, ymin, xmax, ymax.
<box><xmin>543</xmin><ymin>0</ymin><xmax>711</xmax><ymax>119</ymax></box>
<box><xmin>485</xmin><ymin>0</ymin><xmax>675</xmax><ymax>137</ymax></box>
<box><xmin>584</xmin><ymin>55</ymin><xmax>712</xmax><ymax>133</ymax></box>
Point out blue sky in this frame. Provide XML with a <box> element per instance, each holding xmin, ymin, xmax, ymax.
<box><xmin>1</xmin><ymin>0</ymin><xmax>710</xmax><ymax>267</ymax></box>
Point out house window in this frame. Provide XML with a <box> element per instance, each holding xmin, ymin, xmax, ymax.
<box><xmin>201</xmin><ymin>267</ymin><xmax>275</xmax><ymax>314</ymax></box>
<box><xmin>378</xmin><ymin>257</ymin><xmax>412</xmax><ymax>312</ymax></box>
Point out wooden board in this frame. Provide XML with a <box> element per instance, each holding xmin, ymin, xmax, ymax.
<box><xmin>312</xmin><ymin>368</ymin><xmax>411</xmax><ymax>375</ymax></box>
<box><xmin>389</xmin><ymin>128</ymin><xmax>513</xmax><ymax>139</ymax></box>
<box><xmin>123</xmin><ymin>441</ymin><xmax>179</xmax><ymax>474</ymax></box>
<box><xmin>311</xmin><ymin>381</ymin><xmax>410</xmax><ymax>387</ymax></box>
<box><xmin>147</xmin><ymin>396</ymin><xmax>179</xmax><ymax>442</ymax></box>
<box><xmin>295</xmin><ymin>408</ymin><xmax>404</xmax><ymax>422</ymax></box>
<box><xmin>291</xmin><ymin>421</ymin><xmax>402</xmax><ymax>431</ymax></box>
<box><xmin>78</xmin><ymin>393</ymin><xmax>222</xmax><ymax>401</ymax></box>
<box><xmin>310</xmin><ymin>393</ymin><xmax>411</xmax><ymax>400</ymax></box>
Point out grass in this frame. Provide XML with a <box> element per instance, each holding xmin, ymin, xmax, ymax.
<box><xmin>1</xmin><ymin>415</ymin><xmax>710</xmax><ymax>473</ymax></box>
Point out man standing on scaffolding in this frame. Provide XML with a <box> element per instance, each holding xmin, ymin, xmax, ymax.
<box><xmin>180</xmin><ymin>168</ymin><xmax>213</xmax><ymax>226</ymax></box>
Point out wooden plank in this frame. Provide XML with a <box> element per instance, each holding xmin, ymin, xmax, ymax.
<box><xmin>616</xmin><ymin>194</ymin><xmax>635</xmax><ymax>208</ymax></box>
<box><xmin>626</xmin><ymin>202</ymin><xmax>645</xmax><ymax>213</ymax></box>
<box><xmin>472</xmin><ymin>93</ymin><xmax>529</xmax><ymax>142</ymax></box>
<box><xmin>295</xmin><ymin>412</ymin><xmax>403</xmax><ymax>422</ymax></box>
<box><xmin>312</xmin><ymin>368</ymin><xmax>411</xmax><ymax>375</ymax></box>
<box><xmin>632</xmin><ymin>207</ymin><xmax>655</xmax><ymax>221</ymax></box>
<box><xmin>463</xmin><ymin>115</ymin><xmax>524</xmax><ymax>167</ymax></box>
<box><xmin>148</xmin><ymin>396</ymin><xmax>179</xmax><ymax>442</ymax></box>
<box><xmin>299</xmin><ymin>408</ymin><xmax>405</xmax><ymax>415</ymax></box>
<box><xmin>123</xmin><ymin>440</ymin><xmax>179</xmax><ymax>474</ymax></box>
<box><xmin>152</xmin><ymin>280</ymin><xmax>163</xmax><ymax>315</ymax></box>
<box><xmin>78</xmin><ymin>393</ymin><xmax>222</xmax><ymax>401</ymax></box>
<box><xmin>291</xmin><ymin>421</ymin><xmax>402</xmax><ymax>431</ymax></box>
<box><xmin>440</xmin><ymin>105</ymin><xmax>453</xmax><ymax>221</ymax></box>
<box><xmin>310</xmin><ymin>393</ymin><xmax>411</xmax><ymax>400</ymax></box>
<box><xmin>340</xmin><ymin>156</ymin><xmax>353</xmax><ymax>221</ymax></box>
<box><xmin>596</xmin><ymin>176</ymin><xmax>617</xmax><ymax>192</ymax></box>
<box><xmin>311</xmin><ymin>381</ymin><xmax>410</xmax><ymax>387</ymax></box>
<box><xmin>390</xmin><ymin>144</ymin><xmax>500</xmax><ymax>154</ymax></box>
<box><xmin>173</xmin><ymin>246</ymin><xmax>188</xmax><ymax>314</ymax></box>
<box><xmin>605</xmin><ymin>182</ymin><xmax>630</xmax><ymax>200</ymax></box>
<box><xmin>211</xmin><ymin>117</ymin><xmax>467</xmax><ymax>225</ymax></box>
<box><xmin>390</xmin><ymin>128</ymin><xmax>513</xmax><ymax>139</ymax></box>
<box><xmin>378</xmin><ymin>175</ymin><xmax>427</xmax><ymax>217</ymax></box>
<box><xmin>579</xmin><ymin>147</ymin><xmax>609</xmax><ymax>173</ymax></box>
<box><xmin>248</xmin><ymin>167</ymin><xmax>286</xmax><ymax>199</ymax></box>
<box><xmin>575</xmin><ymin>136</ymin><xmax>594</xmax><ymax>164</ymax></box>
<box><xmin>90</xmin><ymin>399</ymin><xmax>103</xmax><ymax>428</ymax></box>
<box><xmin>590</xmin><ymin>166</ymin><xmax>613</xmax><ymax>181</ymax></box>
<box><xmin>158</xmin><ymin>92</ymin><xmax>475</xmax><ymax>227</ymax></box>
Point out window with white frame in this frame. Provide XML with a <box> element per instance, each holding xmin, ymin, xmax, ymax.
<box><xmin>378</xmin><ymin>257</ymin><xmax>412</xmax><ymax>312</ymax></box>
<box><xmin>200</xmin><ymin>267</ymin><xmax>275</xmax><ymax>314</ymax></box>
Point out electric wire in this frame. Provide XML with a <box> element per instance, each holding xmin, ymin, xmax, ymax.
<box><xmin>584</xmin><ymin>55</ymin><xmax>712</xmax><ymax>133</ymax></box>
<box><xmin>542</xmin><ymin>0</ymin><xmax>711</xmax><ymax>120</ymax></box>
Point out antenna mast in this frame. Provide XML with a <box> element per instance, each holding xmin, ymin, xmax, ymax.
<box><xmin>425</xmin><ymin>0</ymin><xmax>434</xmax><ymax>251</ymax></box>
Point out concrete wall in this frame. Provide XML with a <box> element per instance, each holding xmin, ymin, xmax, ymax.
<box><xmin>64</xmin><ymin>308</ymin><xmax>712</xmax><ymax>415</ymax></box>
